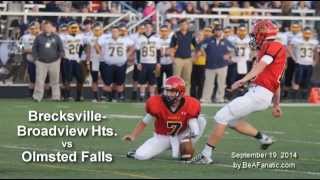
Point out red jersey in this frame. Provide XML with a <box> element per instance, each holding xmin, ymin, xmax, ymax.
<box><xmin>254</xmin><ymin>40</ymin><xmax>287</xmax><ymax>93</ymax></box>
<box><xmin>145</xmin><ymin>96</ymin><xmax>201</xmax><ymax>136</ymax></box>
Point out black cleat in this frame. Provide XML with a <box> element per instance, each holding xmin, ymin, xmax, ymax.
<box><xmin>126</xmin><ymin>150</ymin><xmax>136</xmax><ymax>159</ymax></box>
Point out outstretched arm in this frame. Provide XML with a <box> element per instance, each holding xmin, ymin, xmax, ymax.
<box><xmin>122</xmin><ymin>114</ymin><xmax>154</xmax><ymax>141</ymax></box>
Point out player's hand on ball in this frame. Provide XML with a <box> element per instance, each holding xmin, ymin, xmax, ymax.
<box><xmin>122</xmin><ymin>134</ymin><xmax>135</xmax><ymax>142</ymax></box>
<box><xmin>272</xmin><ymin>106</ymin><xmax>282</xmax><ymax>118</ymax></box>
<box><xmin>231</xmin><ymin>80</ymin><xmax>245</xmax><ymax>91</ymax></box>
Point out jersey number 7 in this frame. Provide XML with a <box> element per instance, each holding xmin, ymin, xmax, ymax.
<box><xmin>167</xmin><ymin>121</ymin><xmax>182</xmax><ymax>136</ymax></box>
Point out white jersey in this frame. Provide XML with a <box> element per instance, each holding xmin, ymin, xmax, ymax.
<box><xmin>61</xmin><ymin>34</ymin><xmax>84</xmax><ymax>62</ymax></box>
<box><xmin>80</xmin><ymin>31</ymin><xmax>93</xmax><ymax>61</ymax></box>
<box><xmin>20</xmin><ymin>33</ymin><xmax>36</xmax><ymax>62</ymax></box>
<box><xmin>129</xmin><ymin>33</ymin><xmax>141</xmax><ymax>44</ymax></box>
<box><xmin>85</xmin><ymin>35</ymin><xmax>103</xmax><ymax>71</ymax></box>
<box><xmin>158</xmin><ymin>36</ymin><xmax>173</xmax><ymax>65</ymax></box>
<box><xmin>129</xmin><ymin>33</ymin><xmax>142</xmax><ymax>64</ymax></box>
<box><xmin>291</xmin><ymin>37</ymin><xmax>319</xmax><ymax>65</ymax></box>
<box><xmin>229</xmin><ymin>35</ymin><xmax>251</xmax><ymax>74</ymax></box>
<box><xmin>98</xmin><ymin>36</ymin><xmax>134</xmax><ymax>66</ymax></box>
<box><xmin>276</xmin><ymin>32</ymin><xmax>289</xmax><ymax>46</ymax></box>
<box><xmin>286</xmin><ymin>32</ymin><xmax>302</xmax><ymax>45</ymax></box>
<box><xmin>135</xmin><ymin>33</ymin><xmax>160</xmax><ymax>64</ymax></box>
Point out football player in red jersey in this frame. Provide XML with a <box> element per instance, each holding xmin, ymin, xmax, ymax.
<box><xmin>191</xmin><ymin>20</ymin><xmax>286</xmax><ymax>164</ymax></box>
<box><xmin>122</xmin><ymin>76</ymin><xmax>207</xmax><ymax>160</ymax></box>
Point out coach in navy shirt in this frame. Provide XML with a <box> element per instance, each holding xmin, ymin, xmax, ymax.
<box><xmin>199</xmin><ymin>26</ymin><xmax>234</xmax><ymax>103</ymax></box>
<box><xmin>170</xmin><ymin>19</ymin><xmax>198</xmax><ymax>95</ymax></box>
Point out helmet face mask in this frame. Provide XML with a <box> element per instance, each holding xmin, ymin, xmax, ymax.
<box><xmin>162</xmin><ymin>76</ymin><xmax>186</xmax><ymax>107</ymax></box>
<box><xmin>249</xmin><ymin>20</ymin><xmax>278</xmax><ymax>50</ymax></box>
<box><xmin>249</xmin><ymin>33</ymin><xmax>258</xmax><ymax>49</ymax></box>
<box><xmin>163</xmin><ymin>88</ymin><xmax>181</xmax><ymax>106</ymax></box>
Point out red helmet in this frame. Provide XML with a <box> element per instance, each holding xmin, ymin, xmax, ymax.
<box><xmin>249</xmin><ymin>20</ymin><xmax>278</xmax><ymax>49</ymax></box>
<box><xmin>162</xmin><ymin>76</ymin><xmax>186</xmax><ymax>105</ymax></box>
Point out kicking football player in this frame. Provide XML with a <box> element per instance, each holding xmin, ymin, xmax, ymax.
<box><xmin>135</xmin><ymin>21</ymin><xmax>161</xmax><ymax>101</ymax></box>
<box><xmin>61</xmin><ymin>21</ymin><xmax>85</xmax><ymax>101</ymax></box>
<box><xmin>20</xmin><ymin>21</ymin><xmax>40</xmax><ymax>97</ymax></box>
<box><xmin>96</xmin><ymin>26</ymin><xmax>135</xmax><ymax>102</ymax></box>
<box><xmin>191</xmin><ymin>20</ymin><xmax>287</xmax><ymax>164</ymax></box>
<box><xmin>123</xmin><ymin>76</ymin><xmax>207</xmax><ymax>160</ymax></box>
<box><xmin>85</xmin><ymin>22</ymin><xmax>104</xmax><ymax>102</ymax></box>
<box><xmin>288</xmin><ymin>27</ymin><xmax>319</xmax><ymax>99</ymax></box>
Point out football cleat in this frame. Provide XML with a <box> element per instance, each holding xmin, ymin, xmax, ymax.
<box><xmin>126</xmin><ymin>150</ymin><xmax>136</xmax><ymax>159</ymax></box>
<box><xmin>188</xmin><ymin>153</ymin><xmax>213</xmax><ymax>165</ymax></box>
<box><xmin>259</xmin><ymin>134</ymin><xmax>274</xmax><ymax>150</ymax></box>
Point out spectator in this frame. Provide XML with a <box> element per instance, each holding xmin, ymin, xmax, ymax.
<box><xmin>163</xmin><ymin>19</ymin><xmax>174</xmax><ymax>39</ymax></box>
<box><xmin>283</xmin><ymin>22</ymin><xmax>302</xmax><ymax>99</ymax></box>
<box><xmin>184</xmin><ymin>2</ymin><xmax>197</xmax><ymax>14</ymax></box>
<box><xmin>254</xmin><ymin>1</ymin><xmax>270</xmax><ymax>9</ymax></box>
<box><xmin>191</xmin><ymin>26</ymin><xmax>212</xmax><ymax>99</ymax></box>
<box><xmin>41</xmin><ymin>1</ymin><xmax>61</xmax><ymax>25</ymax></box>
<box><xmin>71</xmin><ymin>1</ymin><xmax>89</xmax><ymax>10</ymax></box>
<box><xmin>242</xmin><ymin>1</ymin><xmax>255</xmax><ymax>18</ymax></box>
<box><xmin>157</xmin><ymin>25</ymin><xmax>174</xmax><ymax>94</ymax></box>
<box><xmin>229</xmin><ymin>1</ymin><xmax>241</xmax><ymax>23</ymax></box>
<box><xmin>223</xmin><ymin>26</ymin><xmax>233</xmax><ymax>39</ymax></box>
<box><xmin>157</xmin><ymin>1</ymin><xmax>171</xmax><ymax>16</ymax></box>
<box><xmin>199</xmin><ymin>26</ymin><xmax>234</xmax><ymax>103</ymax></box>
<box><xmin>27</xmin><ymin>5</ymin><xmax>41</xmax><ymax>23</ymax></box>
<box><xmin>166</xmin><ymin>1</ymin><xmax>178</xmax><ymax>13</ymax></box>
<box><xmin>296</xmin><ymin>1</ymin><xmax>311</xmax><ymax>16</ymax></box>
<box><xmin>32</xmin><ymin>21</ymin><xmax>64</xmax><ymax>102</ymax></box>
<box><xmin>58</xmin><ymin>5</ymin><xmax>74</xmax><ymax>25</ymax></box>
<box><xmin>289</xmin><ymin>27</ymin><xmax>319</xmax><ymax>99</ymax></box>
<box><xmin>97</xmin><ymin>2</ymin><xmax>110</xmax><ymax>25</ymax></box>
<box><xmin>281</xmin><ymin>1</ymin><xmax>294</xmax><ymax>34</ymax></box>
<box><xmin>143</xmin><ymin>1</ymin><xmax>156</xmax><ymax>23</ymax></box>
<box><xmin>226</xmin><ymin>25</ymin><xmax>251</xmax><ymax>96</ymax></box>
<box><xmin>314</xmin><ymin>1</ymin><xmax>320</xmax><ymax>40</ymax></box>
<box><xmin>20</xmin><ymin>22</ymin><xmax>40</xmax><ymax>97</ymax></box>
<box><xmin>199</xmin><ymin>2</ymin><xmax>212</xmax><ymax>29</ymax></box>
<box><xmin>135</xmin><ymin>22</ymin><xmax>160</xmax><ymax>101</ymax></box>
<box><xmin>170</xmin><ymin>19</ymin><xmax>198</xmax><ymax>95</ymax></box>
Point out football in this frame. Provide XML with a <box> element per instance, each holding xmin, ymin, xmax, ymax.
<box><xmin>180</xmin><ymin>138</ymin><xmax>194</xmax><ymax>161</ymax></box>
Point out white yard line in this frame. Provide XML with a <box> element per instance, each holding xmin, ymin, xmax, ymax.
<box><xmin>1</xmin><ymin>145</ymin><xmax>320</xmax><ymax>177</ymax></box>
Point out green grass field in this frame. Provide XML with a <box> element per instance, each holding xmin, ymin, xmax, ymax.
<box><xmin>0</xmin><ymin>99</ymin><xmax>320</xmax><ymax>179</ymax></box>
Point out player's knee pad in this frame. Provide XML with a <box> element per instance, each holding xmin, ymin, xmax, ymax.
<box><xmin>214</xmin><ymin>105</ymin><xmax>235</xmax><ymax>126</ymax></box>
